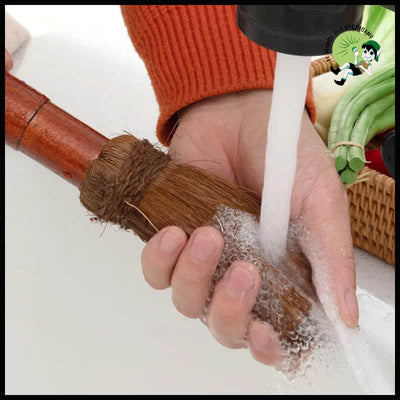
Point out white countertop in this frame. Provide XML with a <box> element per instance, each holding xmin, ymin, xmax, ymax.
<box><xmin>5</xmin><ymin>5</ymin><xmax>394</xmax><ymax>395</ymax></box>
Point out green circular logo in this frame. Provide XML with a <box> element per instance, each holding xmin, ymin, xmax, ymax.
<box><xmin>332</xmin><ymin>31</ymin><xmax>367</xmax><ymax>66</ymax></box>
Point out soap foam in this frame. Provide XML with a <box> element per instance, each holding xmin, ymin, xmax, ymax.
<box><xmin>206</xmin><ymin>207</ymin><xmax>340</xmax><ymax>378</ymax></box>
<box><xmin>204</xmin><ymin>207</ymin><xmax>393</xmax><ymax>394</ymax></box>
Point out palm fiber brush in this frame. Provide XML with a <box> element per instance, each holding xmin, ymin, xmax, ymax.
<box><xmin>5</xmin><ymin>70</ymin><xmax>332</xmax><ymax>374</ymax></box>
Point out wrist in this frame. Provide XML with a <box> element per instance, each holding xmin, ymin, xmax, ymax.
<box><xmin>179</xmin><ymin>90</ymin><xmax>271</xmax><ymax>120</ymax></box>
<box><xmin>173</xmin><ymin>90</ymin><xmax>272</xmax><ymax>153</ymax></box>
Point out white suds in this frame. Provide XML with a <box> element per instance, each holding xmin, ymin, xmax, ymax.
<box><xmin>207</xmin><ymin>208</ymin><xmax>394</xmax><ymax>394</ymax></box>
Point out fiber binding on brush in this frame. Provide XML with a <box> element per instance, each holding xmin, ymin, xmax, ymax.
<box><xmin>80</xmin><ymin>134</ymin><xmax>262</xmax><ymax>242</ymax></box>
<box><xmin>80</xmin><ymin>136</ymin><xmax>170</xmax><ymax>241</ymax></box>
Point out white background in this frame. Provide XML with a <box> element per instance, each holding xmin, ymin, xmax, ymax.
<box><xmin>5</xmin><ymin>5</ymin><xmax>395</xmax><ymax>395</ymax></box>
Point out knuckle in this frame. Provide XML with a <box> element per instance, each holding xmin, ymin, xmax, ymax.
<box><xmin>171</xmin><ymin>293</ymin><xmax>201</xmax><ymax>319</ymax></box>
<box><xmin>141</xmin><ymin>266</ymin><xmax>169</xmax><ymax>290</ymax></box>
<box><xmin>175</xmin><ymin>264</ymin><xmax>213</xmax><ymax>287</ymax></box>
<box><xmin>212</xmin><ymin>301</ymin><xmax>240</xmax><ymax>326</ymax></box>
<box><xmin>141</xmin><ymin>249</ymin><xmax>172</xmax><ymax>290</ymax></box>
<box><xmin>141</xmin><ymin>236</ymin><xmax>162</xmax><ymax>270</ymax></box>
<box><xmin>208</xmin><ymin>309</ymin><xmax>248</xmax><ymax>349</ymax></box>
<box><xmin>193</xmin><ymin>226</ymin><xmax>224</xmax><ymax>246</ymax></box>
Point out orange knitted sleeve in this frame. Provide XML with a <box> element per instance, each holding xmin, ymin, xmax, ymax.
<box><xmin>121</xmin><ymin>5</ymin><xmax>316</xmax><ymax>146</ymax></box>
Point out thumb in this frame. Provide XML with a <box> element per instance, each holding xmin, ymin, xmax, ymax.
<box><xmin>298</xmin><ymin>175</ymin><xmax>359</xmax><ymax>328</ymax></box>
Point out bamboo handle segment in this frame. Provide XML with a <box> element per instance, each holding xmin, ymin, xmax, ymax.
<box><xmin>5</xmin><ymin>71</ymin><xmax>108</xmax><ymax>187</ymax></box>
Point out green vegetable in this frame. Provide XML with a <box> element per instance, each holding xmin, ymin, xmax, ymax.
<box><xmin>333</xmin><ymin>77</ymin><xmax>395</xmax><ymax>170</ymax></box>
<box><xmin>363</xmin><ymin>5</ymin><xmax>388</xmax><ymax>37</ymax></box>
<box><xmin>340</xmin><ymin>167</ymin><xmax>358</xmax><ymax>185</ymax></box>
<box><xmin>327</xmin><ymin>66</ymin><xmax>395</xmax><ymax>161</ymax></box>
<box><xmin>368</xmin><ymin>103</ymin><xmax>395</xmax><ymax>138</ymax></box>
<box><xmin>361</xmin><ymin>5</ymin><xmax>395</xmax><ymax>74</ymax></box>
<box><xmin>324</xmin><ymin>6</ymin><xmax>395</xmax><ymax>184</ymax></box>
<box><xmin>313</xmin><ymin>5</ymin><xmax>394</xmax><ymax>141</ymax></box>
<box><xmin>348</xmin><ymin>92</ymin><xmax>395</xmax><ymax>171</ymax></box>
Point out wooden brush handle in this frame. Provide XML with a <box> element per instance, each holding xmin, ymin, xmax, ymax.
<box><xmin>5</xmin><ymin>71</ymin><xmax>108</xmax><ymax>187</ymax></box>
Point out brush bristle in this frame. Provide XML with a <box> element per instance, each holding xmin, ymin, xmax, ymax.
<box><xmin>80</xmin><ymin>134</ymin><xmax>261</xmax><ymax>241</ymax></box>
<box><xmin>140</xmin><ymin>162</ymin><xmax>261</xmax><ymax>237</ymax></box>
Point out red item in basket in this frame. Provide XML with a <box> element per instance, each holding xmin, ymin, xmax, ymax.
<box><xmin>365</xmin><ymin>149</ymin><xmax>391</xmax><ymax>177</ymax></box>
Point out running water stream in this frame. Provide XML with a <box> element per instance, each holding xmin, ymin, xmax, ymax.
<box><xmin>259</xmin><ymin>52</ymin><xmax>311</xmax><ymax>265</ymax></box>
<box><xmin>258</xmin><ymin>52</ymin><xmax>393</xmax><ymax>394</ymax></box>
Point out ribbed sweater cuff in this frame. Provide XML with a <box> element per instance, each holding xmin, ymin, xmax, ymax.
<box><xmin>121</xmin><ymin>5</ymin><xmax>316</xmax><ymax>146</ymax></box>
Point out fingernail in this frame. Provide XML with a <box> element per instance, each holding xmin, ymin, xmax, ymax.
<box><xmin>159</xmin><ymin>230</ymin><xmax>182</xmax><ymax>254</ymax></box>
<box><xmin>189</xmin><ymin>233</ymin><xmax>217</xmax><ymax>263</ymax></box>
<box><xmin>345</xmin><ymin>289</ymin><xmax>359</xmax><ymax>326</ymax></box>
<box><xmin>225</xmin><ymin>264</ymin><xmax>255</xmax><ymax>298</ymax></box>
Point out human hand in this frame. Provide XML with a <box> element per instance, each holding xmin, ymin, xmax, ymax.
<box><xmin>141</xmin><ymin>90</ymin><xmax>358</xmax><ymax>366</ymax></box>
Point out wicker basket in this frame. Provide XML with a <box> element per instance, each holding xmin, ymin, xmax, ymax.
<box><xmin>311</xmin><ymin>56</ymin><xmax>395</xmax><ymax>265</ymax></box>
